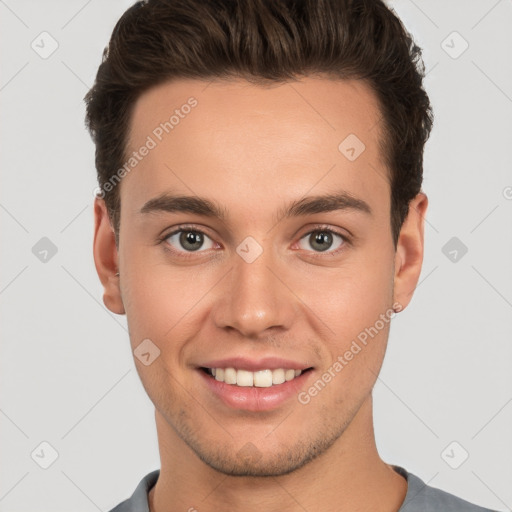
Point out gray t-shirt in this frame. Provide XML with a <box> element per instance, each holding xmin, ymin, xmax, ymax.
<box><xmin>109</xmin><ymin>465</ymin><xmax>496</xmax><ymax>512</ymax></box>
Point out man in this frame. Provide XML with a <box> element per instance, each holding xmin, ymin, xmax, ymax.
<box><xmin>85</xmin><ymin>0</ymin><xmax>495</xmax><ymax>510</ymax></box>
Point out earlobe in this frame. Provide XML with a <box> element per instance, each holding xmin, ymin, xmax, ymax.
<box><xmin>392</xmin><ymin>192</ymin><xmax>428</xmax><ymax>311</ymax></box>
<box><xmin>93</xmin><ymin>198</ymin><xmax>125</xmax><ymax>315</ymax></box>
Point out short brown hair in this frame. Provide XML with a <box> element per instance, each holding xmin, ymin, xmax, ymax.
<box><xmin>84</xmin><ymin>0</ymin><xmax>433</xmax><ymax>247</ymax></box>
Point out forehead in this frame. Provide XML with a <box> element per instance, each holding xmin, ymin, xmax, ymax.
<box><xmin>128</xmin><ymin>76</ymin><xmax>383</xmax><ymax>149</ymax></box>
<box><xmin>122</xmin><ymin>76</ymin><xmax>388</xmax><ymax>218</ymax></box>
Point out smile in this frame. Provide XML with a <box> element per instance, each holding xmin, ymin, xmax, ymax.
<box><xmin>201</xmin><ymin>367</ymin><xmax>311</xmax><ymax>387</ymax></box>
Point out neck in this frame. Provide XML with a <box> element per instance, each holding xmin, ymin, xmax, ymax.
<box><xmin>149</xmin><ymin>394</ymin><xmax>407</xmax><ymax>512</ymax></box>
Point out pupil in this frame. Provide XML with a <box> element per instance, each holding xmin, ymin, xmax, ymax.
<box><xmin>312</xmin><ymin>231</ymin><xmax>332</xmax><ymax>252</ymax></box>
<box><xmin>180</xmin><ymin>231</ymin><xmax>203</xmax><ymax>251</ymax></box>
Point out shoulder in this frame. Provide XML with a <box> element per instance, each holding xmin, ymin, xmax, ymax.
<box><xmin>395</xmin><ymin>466</ymin><xmax>497</xmax><ymax>512</ymax></box>
<box><xmin>106</xmin><ymin>466</ymin><xmax>497</xmax><ymax>512</ymax></box>
<box><xmin>107</xmin><ymin>469</ymin><xmax>160</xmax><ymax>512</ymax></box>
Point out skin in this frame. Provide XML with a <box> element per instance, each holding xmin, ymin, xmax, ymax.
<box><xmin>93</xmin><ymin>76</ymin><xmax>427</xmax><ymax>512</ymax></box>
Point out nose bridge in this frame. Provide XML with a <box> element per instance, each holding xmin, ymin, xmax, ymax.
<box><xmin>214</xmin><ymin>238</ymin><xmax>294</xmax><ymax>337</ymax></box>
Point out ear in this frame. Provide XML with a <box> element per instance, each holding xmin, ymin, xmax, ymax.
<box><xmin>93</xmin><ymin>198</ymin><xmax>125</xmax><ymax>315</ymax></box>
<box><xmin>393</xmin><ymin>192</ymin><xmax>428</xmax><ymax>311</ymax></box>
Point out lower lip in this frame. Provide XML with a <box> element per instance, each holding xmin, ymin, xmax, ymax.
<box><xmin>197</xmin><ymin>369</ymin><xmax>313</xmax><ymax>412</ymax></box>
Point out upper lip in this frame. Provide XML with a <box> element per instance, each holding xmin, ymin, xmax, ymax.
<box><xmin>198</xmin><ymin>357</ymin><xmax>313</xmax><ymax>372</ymax></box>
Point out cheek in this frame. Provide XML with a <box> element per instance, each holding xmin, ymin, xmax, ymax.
<box><xmin>295</xmin><ymin>253</ymin><xmax>394</xmax><ymax>341</ymax></box>
<box><xmin>122</xmin><ymin>270</ymin><xmax>191</xmax><ymax>343</ymax></box>
<box><xmin>304</xmin><ymin>318</ymin><xmax>390</xmax><ymax>412</ymax></box>
<box><xmin>294</xmin><ymin>249</ymin><xmax>395</xmax><ymax>394</ymax></box>
<box><xmin>119</xmin><ymin>250</ymin><xmax>223</xmax><ymax>352</ymax></box>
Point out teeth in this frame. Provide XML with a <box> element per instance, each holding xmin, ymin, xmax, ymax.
<box><xmin>224</xmin><ymin>367</ymin><xmax>237</xmax><ymax>384</ymax></box>
<box><xmin>207</xmin><ymin>367</ymin><xmax>304</xmax><ymax>387</ymax></box>
<box><xmin>253</xmin><ymin>369</ymin><xmax>272</xmax><ymax>387</ymax></box>
<box><xmin>236</xmin><ymin>369</ymin><xmax>253</xmax><ymax>387</ymax></box>
<box><xmin>285</xmin><ymin>369</ymin><xmax>295</xmax><ymax>381</ymax></box>
<box><xmin>272</xmin><ymin>368</ymin><xmax>285</xmax><ymax>385</ymax></box>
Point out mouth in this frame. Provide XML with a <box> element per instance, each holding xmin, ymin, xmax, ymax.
<box><xmin>199</xmin><ymin>366</ymin><xmax>314</xmax><ymax>388</ymax></box>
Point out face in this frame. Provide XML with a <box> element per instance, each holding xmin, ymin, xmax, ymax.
<box><xmin>94</xmin><ymin>76</ymin><xmax>426</xmax><ymax>477</ymax></box>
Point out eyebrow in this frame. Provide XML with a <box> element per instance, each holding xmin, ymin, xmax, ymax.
<box><xmin>139</xmin><ymin>190</ymin><xmax>372</xmax><ymax>223</ymax></box>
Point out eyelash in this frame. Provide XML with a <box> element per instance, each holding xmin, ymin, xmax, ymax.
<box><xmin>158</xmin><ymin>224</ymin><xmax>351</xmax><ymax>259</ymax></box>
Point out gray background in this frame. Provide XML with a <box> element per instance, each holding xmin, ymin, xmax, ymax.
<box><xmin>1</xmin><ymin>0</ymin><xmax>511</xmax><ymax>510</ymax></box>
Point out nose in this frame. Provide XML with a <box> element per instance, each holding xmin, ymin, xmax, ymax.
<box><xmin>212</xmin><ymin>242</ymin><xmax>297</xmax><ymax>339</ymax></box>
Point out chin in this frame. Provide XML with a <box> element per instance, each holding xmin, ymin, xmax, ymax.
<box><xmin>190</xmin><ymin>431</ymin><xmax>341</xmax><ymax>478</ymax></box>
<box><xmin>198</xmin><ymin>451</ymin><xmax>310</xmax><ymax>477</ymax></box>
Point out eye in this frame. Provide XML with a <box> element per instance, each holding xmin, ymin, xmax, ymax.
<box><xmin>296</xmin><ymin>227</ymin><xmax>347</xmax><ymax>254</ymax></box>
<box><xmin>163</xmin><ymin>228</ymin><xmax>216</xmax><ymax>253</ymax></box>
